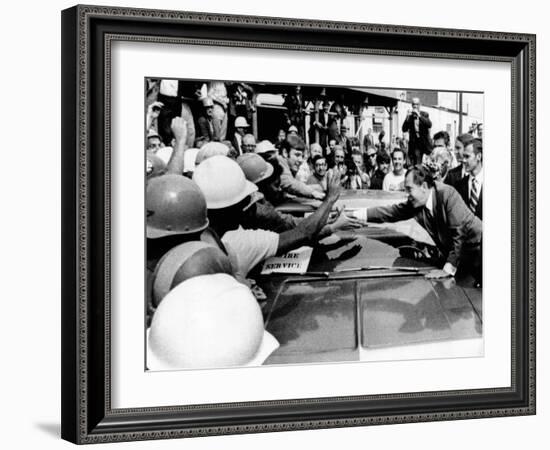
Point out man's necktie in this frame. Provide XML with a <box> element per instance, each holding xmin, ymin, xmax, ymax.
<box><xmin>423</xmin><ymin>207</ymin><xmax>434</xmax><ymax>235</ymax></box>
<box><xmin>469</xmin><ymin>177</ymin><xmax>479</xmax><ymax>213</ymax></box>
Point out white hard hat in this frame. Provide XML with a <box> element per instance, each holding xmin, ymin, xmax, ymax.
<box><xmin>194</xmin><ymin>142</ymin><xmax>229</xmax><ymax>165</ymax></box>
<box><xmin>154</xmin><ymin>146</ymin><xmax>174</xmax><ymax>165</ymax></box>
<box><xmin>255</xmin><ymin>140</ymin><xmax>277</xmax><ymax>154</ymax></box>
<box><xmin>193</xmin><ymin>155</ymin><xmax>257</xmax><ymax>209</ymax></box>
<box><xmin>234</xmin><ymin>116</ymin><xmax>250</xmax><ymax>128</ymax></box>
<box><xmin>146</xmin><ymin>327</ymin><xmax>280</xmax><ymax>371</ymax></box>
<box><xmin>288</xmin><ymin>125</ymin><xmax>298</xmax><ymax>132</ymax></box>
<box><xmin>148</xmin><ymin>273</ymin><xmax>271</xmax><ymax>369</ymax></box>
<box><xmin>146</xmin><ymin>129</ymin><xmax>161</xmax><ymax>139</ymax></box>
<box><xmin>183</xmin><ymin>148</ymin><xmax>199</xmax><ymax>172</ymax></box>
<box><xmin>152</xmin><ymin>241</ymin><xmax>233</xmax><ymax>307</ymax></box>
<box><xmin>202</xmin><ymin>97</ymin><xmax>214</xmax><ymax>108</ymax></box>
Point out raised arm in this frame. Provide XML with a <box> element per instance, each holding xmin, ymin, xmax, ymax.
<box><xmin>420</xmin><ymin>111</ymin><xmax>432</xmax><ymax>129</ymax></box>
<box><xmin>402</xmin><ymin>114</ymin><xmax>411</xmax><ymax>133</ymax></box>
<box><xmin>165</xmin><ymin>117</ymin><xmax>188</xmax><ymax>175</ymax></box>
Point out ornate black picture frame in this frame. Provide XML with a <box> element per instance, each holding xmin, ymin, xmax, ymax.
<box><xmin>61</xmin><ymin>4</ymin><xmax>536</xmax><ymax>444</ymax></box>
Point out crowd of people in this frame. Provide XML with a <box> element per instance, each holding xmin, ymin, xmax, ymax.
<box><xmin>144</xmin><ymin>80</ymin><xmax>484</xmax><ymax>371</ymax></box>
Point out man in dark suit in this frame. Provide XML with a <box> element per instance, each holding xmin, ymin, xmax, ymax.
<box><xmin>445</xmin><ymin>133</ymin><xmax>474</xmax><ymax>188</ymax></box>
<box><xmin>196</xmin><ymin>98</ymin><xmax>218</xmax><ymax>142</ymax></box>
<box><xmin>363</xmin><ymin>128</ymin><xmax>375</xmax><ymax>152</ymax></box>
<box><xmin>402</xmin><ymin>97</ymin><xmax>433</xmax><ymax>165</ymax></box>
<box><xmin>366</xmin><ymin>165</ymin><xmax>482</xmax><ymax>283</ymax></box>
<box><xmin>338</xmin><ymin>125</ymin><xmax>352</xmax><ymax>155</ymax></box>
<box><xmin>454</xmin><ymin>139</ymin><xmax>483</xmax><ymax>220</ymax></box>
<box><xmin>310</xmin><ymin>100</ymin><xmax>331</xmax><ymax>150</ymax></box>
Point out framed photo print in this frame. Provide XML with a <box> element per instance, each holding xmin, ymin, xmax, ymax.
<box><xmin>61</xmin><ymin>4</ymin><xmax>535</xmax><ymax>444</ymax></box>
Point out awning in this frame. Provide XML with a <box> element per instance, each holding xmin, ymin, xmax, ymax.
<box><xmin>250</xmin><ymin>83</ymin><xmax>399</xmax><ymax>109</ymax></box>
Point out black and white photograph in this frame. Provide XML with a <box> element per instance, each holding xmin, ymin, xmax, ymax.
<box><xmin>144</xmin><ymin>79</ymin><xmax>484</xmax><ymax>370</ymax></box>
<box><xmin>54</xmin><ymin>2</ymin><xmax>537</xmax><ymax>445</ymax></box>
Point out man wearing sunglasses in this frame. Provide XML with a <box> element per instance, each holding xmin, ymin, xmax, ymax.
<box><xmin>364</xmin><ymin>147</ymin><xmax>378</xmax><ymax>180</ymax></box>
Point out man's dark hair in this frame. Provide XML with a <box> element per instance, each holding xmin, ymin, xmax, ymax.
<box><xmin>433</xmin><ymin>130</ymin><xmax>450</xmax><ymax>146</ymax></box>
<box><xmin>391</xmin><ymin>148</ymin><xmax>405</xmax><ymax>160</ymax></box>
<box><xmin>376</xmin><ymin>152</ymin><xmax>390</xmax><ymax>166</ymax></box>
<box><xmin>406</xmin><ymin>165</ymin><xmax>435</xmax><ymax>188</ymax></box>
<box><xmin>283</xmin><ymin>134</ymin><xmax>306</xmax><ymax>153</ymax></box>
<box><xmin>467</xmin><ymin>138</ymin><xmax>483</xmax><ymax>155</ymax></box>
<box><xmin>312</xmin><ymin>154</ymin><xmax>326</xmax><ymax>165</ymax></box>
<box><xmin>457</xmin><ymin>133</ymin><xmax>475</xmax><ymax>146</ymax></box>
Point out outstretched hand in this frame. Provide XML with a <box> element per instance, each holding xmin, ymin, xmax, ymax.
<box><xmin>326</xmin><ymin>167</ymin><xmax>342</xmax><ymax>201</ymax></box>
<box><xmin>329</xmin><ymin>206</ymin><xmax>364</xmax><ymax>231</ymax></box>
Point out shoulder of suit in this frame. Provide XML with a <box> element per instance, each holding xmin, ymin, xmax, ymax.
<box><xmin>434</xmin><ymin>181</ymin><xmax>457</xmax><ymax>198</ymax></box>
<box><xmin>448</xmin><ymin>165</ymin><xmax>462</xmax><ymax>175</ymax></box>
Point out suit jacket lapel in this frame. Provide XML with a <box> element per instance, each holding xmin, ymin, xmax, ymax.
<box><xmin>432</xmin><ymin>186</ymin><xmax>444</xmax><ymax>243</ymax></box>
<box><xmin>477</xmin><ymin>185</ymin><xmax>482</xmax><ymax>217</ymax></box>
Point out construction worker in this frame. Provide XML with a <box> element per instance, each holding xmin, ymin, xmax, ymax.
<box><xmin>253</xmin><ymin>139</ymin><xmax>287</xmax><ymax>205</ymax></box>
<box><xmin>237</xmin><ymin>153</ymin><xmax>299</xmax><ymax>232</ymax></box>
<box><xmin>193</xmin><ymin>155</ymin><xmax>344</xmax><ymax>279</ymax></box>
<box><xmin>254</xmin><ymin>139</ymin><xmax>279</xmax><ymax>165</ymax></box>
<box><xmin>237</xmin><ymin>152</ymin><xmax>362</xmax><ymax>234</ymax></box>
<box><xmin>232</xmin><ymin>116</ymin><xmax>250</xmax><ymax>155</ymax></box>
<box><xmin>151</xmin><ymin>241</ymin><xmax>233</xmax><ymax>309</ymax></box>
<box><xmin>146</xmin><ymin>173</ymin><xmax>226</xmax><ymax>320</ymax></box>
<box><xmin>194</xmin><ymin>141</ymin><xmax>229</xmax><ymax>165</ymax></box>
<box><xmin>147</xmin><ymin>273</ymin><xmax>279</xmax><ymax>370</ymax></box>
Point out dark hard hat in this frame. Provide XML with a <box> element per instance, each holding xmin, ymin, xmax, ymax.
<box><xmin>237</xmin><ymin>153</ymin><xmax>274</xmax><ymax>184</ymax></box>
<box><xmin>152</xmin><ymin>241</ymin><xmax>233</xmax><ymax>307</ymax></box>
<box><xmin>146</xmin><ymin>174</ymin><xmax>209</xmax><ymax>239</ymax></box>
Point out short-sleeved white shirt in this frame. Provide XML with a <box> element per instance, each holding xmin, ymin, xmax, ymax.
<box><xmin>221</xmin><ymin>227</ymin><xmax>279</xmax><ymax>279</ymax></box>
<box><xmin>382</xmin><ymin>171</ymin><xmax>406</xmax><ymax>192</ymax></box>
